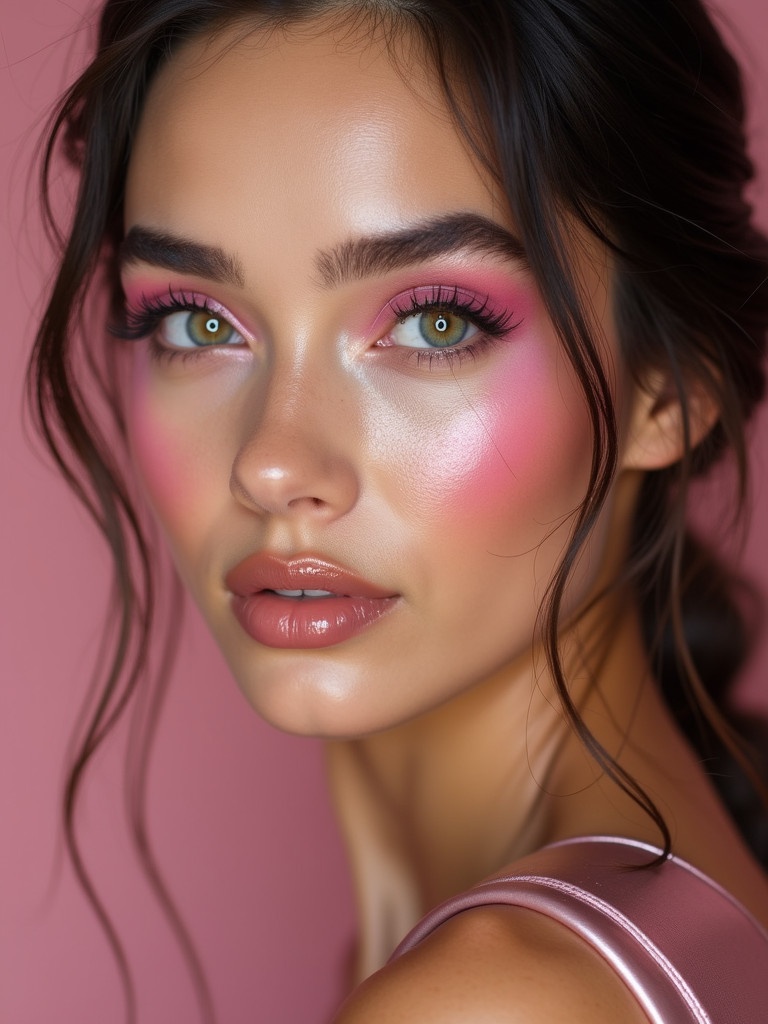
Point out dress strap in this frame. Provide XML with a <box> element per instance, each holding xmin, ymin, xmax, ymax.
<box><xmin>389</xmin><ymin>836</ymin><xmax>768</xmax><ymax>1024</ymax></box>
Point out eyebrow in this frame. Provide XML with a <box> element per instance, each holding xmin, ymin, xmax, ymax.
<box><xmin>315</xmin><ymin>213</ymin><xmax>527</xmax><ymax>287</ymax></box>
<box><xmin>119</xmin><ymin>227</ymin><xmax>245</xmax><ymax>287</ymax></box>
<box><xmin>118</xmin><ymin>212</ymin><xmax>526</xmax><ymax>290</ymax></box>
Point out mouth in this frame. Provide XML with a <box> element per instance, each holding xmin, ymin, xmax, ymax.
<box><xmin>225</xmin><ymin>553</ymin><xmax>399</xmax><ymax>649</ymax></box>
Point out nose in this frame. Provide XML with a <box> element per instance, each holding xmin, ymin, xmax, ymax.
<box><xmin>230</xmin><ymin>368</ymin><xmax>360</xmax><ymax>523</ymax></box>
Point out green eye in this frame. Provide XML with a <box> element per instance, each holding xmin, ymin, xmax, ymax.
<box><xmin>388</xmin><ymin>308</ymin><xmax>478</xmax><ymax>350</ymax></box>
<box><xmin>186</xmin><ymin>311</ymin><xmax>236</xmax><ymax>346</ymax></box>
<box><xmin>418</xmin><ymin>311</ymin><xmax>470</xmax><ymax>347</ymax></box>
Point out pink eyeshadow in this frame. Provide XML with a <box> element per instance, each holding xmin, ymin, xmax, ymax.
<box><xmin>121</xmin><ymin>278</ymin><xmax>254</xmax><ymax>340</ymax></box>
<box><xmin>356</xmin><ymin>266</ymin><xmax>537</xmax><ymax>339</ymax></box>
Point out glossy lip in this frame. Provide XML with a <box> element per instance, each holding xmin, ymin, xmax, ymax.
<box><xmin>225</xmin><ymin>553</ymin><xmax>399</xmax><ymax>649</ymax></box>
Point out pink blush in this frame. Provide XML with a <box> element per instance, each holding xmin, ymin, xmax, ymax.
<box><xmin>411</xmin><ymin>334</ymin><xmax>592</xmax><ymax>537</ymax></box>
<box><xmin>124</xmin><ymin>350</ymin><xmax>205</xmax><ymax>544</ymax></box>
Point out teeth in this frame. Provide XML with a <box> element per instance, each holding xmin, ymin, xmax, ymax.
<box><xmin>272</xmin><ymin>589</ymin><xmax>334</xmax><ymax>598</ymax></box>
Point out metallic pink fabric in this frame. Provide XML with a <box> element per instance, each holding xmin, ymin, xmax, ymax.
<box><xmin>389</xmin><ymin>836</ymin><xmax>768</xmax><ymax>1022</ymax></box>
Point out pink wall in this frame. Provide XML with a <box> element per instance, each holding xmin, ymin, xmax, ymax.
<box><xmin>1</xmin><ymin>9</ymin><xmax>354</xmax><ymax>1021</ymax></box>
<box><xmin>2</xmin><ymin>2</ymin><xmax>767</xmax><ymax>1022</ymax></box>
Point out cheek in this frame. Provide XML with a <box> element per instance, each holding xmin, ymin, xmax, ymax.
<box><xmin>391</xmin><ymin>344</ymin><xmax>592</xmax><ymax>543</ymax></box>
<box><xmin>124</xmin><ymin>351</ymin><xmax>218</xmax><ymax>554</ymax></box>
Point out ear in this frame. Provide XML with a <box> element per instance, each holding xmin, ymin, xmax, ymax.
<box><xmin>621</xmin><ymin>370</ymin><xmax>720</xmax><ymax>471</ymax></box>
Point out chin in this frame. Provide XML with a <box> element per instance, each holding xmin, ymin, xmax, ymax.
<box><xmin>217</xmin><ymin>644</ymin><xmax>397</xmax><ymax>739</ymax></box>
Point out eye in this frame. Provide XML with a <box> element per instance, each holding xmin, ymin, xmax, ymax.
<box><xmin>161</xmin><ymin>310</ymin><xmax>241</xmax><ymax>349</ymax></box>
<box><xmin>389</xmin><ymin>310</ymin><xmax>479</xmax><ymax>349</ymax></box>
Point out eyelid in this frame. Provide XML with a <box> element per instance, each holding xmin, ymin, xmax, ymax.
<box><xmin>367</xmin><ymin>284</ymin><xmax>513</xmax><ymax>338</ymax></box>
<box><xmin>371</xmin><ymin>283</ymin><xmax>516</xmax><ymax>351</ymax></box>
<box><xmin>387</xmin><ymin>284</ymin><xmax>487</xmax><ymax>313</ymax></box>
<box><xmin>117</xmin><ymin>285</ymin><xmax>255</xmax><ymax>344</ymax></box>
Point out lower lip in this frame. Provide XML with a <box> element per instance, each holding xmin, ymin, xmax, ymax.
<box><xmin>230</xmin><ymin>592</ymin><xmax>398</xmax><ymax>649</ymax></box>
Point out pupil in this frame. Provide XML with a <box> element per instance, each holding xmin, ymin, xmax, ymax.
<box><xmin>206</xmin><ymin>318</ymin><xmax>219</xmax><ymax>333</ymax></box>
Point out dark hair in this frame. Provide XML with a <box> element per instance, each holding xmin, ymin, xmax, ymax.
<box><xmin>30</xmin><ymin>0</ymin><xmax>768</xmax><ymax>1020</ymax></box>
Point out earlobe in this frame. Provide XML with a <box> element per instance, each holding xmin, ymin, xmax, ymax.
<box><xmin>621</xmin><ymin>372</ymin><xmax>720</xmax><ymax>472</ymax></box>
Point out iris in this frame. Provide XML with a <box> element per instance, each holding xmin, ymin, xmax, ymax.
<box><xmin>418</xmin><ymin>311</ymin><xmax>469</xmax><ymax>347</ymax></box>
<box><xmin>186</xmin><ymin>311</ymin><xmax>235</xmax><ymax>346</ymax></box>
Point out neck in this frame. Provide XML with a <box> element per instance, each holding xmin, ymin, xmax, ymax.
<box><xmin>327</xmin><ymin>590</ymin><xmax>684</xmax><ymax>979</ymax></box>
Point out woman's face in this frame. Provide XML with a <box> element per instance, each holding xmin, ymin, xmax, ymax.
<box><xmin>122</xmin><ymin>19</ymin><xmax>626</xmax><ymax>736</ymax></box>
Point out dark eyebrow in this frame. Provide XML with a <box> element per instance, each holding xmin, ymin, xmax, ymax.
<box><xmin>119</xmin><ymin>214</ymin><xmax>525</xmax><ymax>290</ymax></box>
<box><xmin>119</xmin><ymin>227</ymin><xmax>245</xmax><ymax>287</ymax></box>
<box><xmin>315</xmin><ymin>213</ymin><xmax>526</xmax><ymax>287</ymax></box>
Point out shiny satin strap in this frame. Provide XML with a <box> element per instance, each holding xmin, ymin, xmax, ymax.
<box><xmin>389</xmin><ymin>836</ymin><xmax>768</xmax><ymax>1024</ymax></box>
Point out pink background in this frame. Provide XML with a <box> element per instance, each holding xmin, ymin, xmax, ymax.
<box><xmin>2</xmin><ymin>2</ymin><xmax>767</xmax><ymax>1022</ymax></box>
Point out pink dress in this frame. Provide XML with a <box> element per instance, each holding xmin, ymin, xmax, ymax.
<box><xmin>389</xmin><ymin>836</ymin><xmax>768</xmax><ymax>1023</ymax></box>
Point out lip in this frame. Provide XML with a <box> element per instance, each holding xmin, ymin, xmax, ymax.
<box><xmin>225</xmin><ymin>553</ymin><xmax>399</xmax><ymax>649</ymax></box>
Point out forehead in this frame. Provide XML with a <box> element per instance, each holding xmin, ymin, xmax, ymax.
<box><xmin>124</xmin><ymin>18</ymin><xmax>505</xmax><ymax>265</ymax></box>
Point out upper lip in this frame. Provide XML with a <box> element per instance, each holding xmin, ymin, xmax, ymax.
<box><xmin>225</xmin><ymin>552</ymin><xmax>397</xmax><ymax>599</ymax></box>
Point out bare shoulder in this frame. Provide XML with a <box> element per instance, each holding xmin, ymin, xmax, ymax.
<box><xmin>333</xmin><ymin>904</ymin><xmax>649</xmax><ymax>1023</ymax></box>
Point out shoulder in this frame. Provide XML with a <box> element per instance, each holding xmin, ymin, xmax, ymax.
<box><xmin>333</xmin><ymin>903</ymin><xmax>649</xmax><ymax>1023</ymax></box>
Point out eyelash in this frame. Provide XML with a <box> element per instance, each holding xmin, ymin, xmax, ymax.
<box><xmin>112</xmin><ymin>284</ymin><xmax>518</xmax><ymax>369</ymax></box>
<box><xmin>110</xmin><ymin>288</ymin><xmax>227</xmax><ymax>363</ymax></box>
<box><xmin>387</xmin><ymin>285</ymin><xmax>517</xmax><ymax>368</ymax></box>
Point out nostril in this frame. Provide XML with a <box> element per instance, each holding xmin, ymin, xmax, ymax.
<box><xmin>230</xmin><ymin>439</ymin><xmax>359</xmax><ymax>519</ymax></box>
<box><xmin>286</xmin><ymin>494</ymin><xmax>327</xmax><ymax>510</ymax></box>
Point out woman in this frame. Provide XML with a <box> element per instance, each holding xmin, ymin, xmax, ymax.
<box><xmin>28</xmin><ymin>0</ymin><xmax>768</xmax><ymax>1020</ymax></box>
